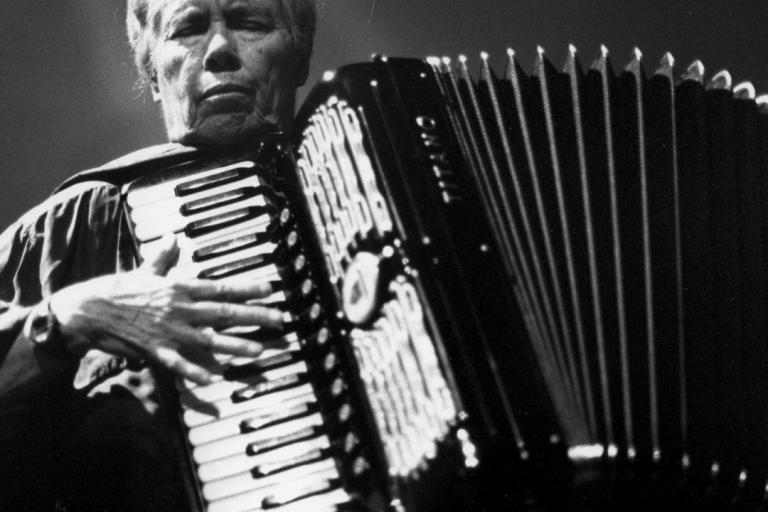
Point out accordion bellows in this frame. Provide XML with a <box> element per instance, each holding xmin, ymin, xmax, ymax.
<box><xmin>124</xmin><ymin>44</ymin><xmax>768</xmax><ymax>511</ymax></box>
<box><xmin>291</xmin><ymin>44</ymin><xmax>768</xmax><ymax>509</ymax></box>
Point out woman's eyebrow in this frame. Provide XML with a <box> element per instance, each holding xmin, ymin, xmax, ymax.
<box><xmin>226</xmin><ymin>0</ymin><xmax>274</xmax><ymax>16</ymax></box>
<box><xmin>156</xmin><ymin>1</ymin><xmax>204</xmax><ymax>30</ymax></box>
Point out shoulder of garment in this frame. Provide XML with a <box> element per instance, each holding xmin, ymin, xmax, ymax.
<box><xmin>54</xmin><ymin>142</ymin><xmax>201</xmax><ymax>193</ymax></box>
<box><xmin>0</xmin><ymin>144</ymin><xmax>200</xmax><ymax>400</ymax></box>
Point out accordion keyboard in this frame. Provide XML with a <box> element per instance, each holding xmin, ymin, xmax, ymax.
<box><xmin>123</xmin><ymin>150</ymin><xmax>361</xmax><ymax>512</ymax></box>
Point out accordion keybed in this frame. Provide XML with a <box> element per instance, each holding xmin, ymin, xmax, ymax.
<box><xmin>124</xmin><ymin>45</ymin><xmax>768</xmax><ymax>511</ymax></box>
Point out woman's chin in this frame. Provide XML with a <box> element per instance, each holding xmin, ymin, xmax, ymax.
<box><xmin>176</xmin><ymin>113</ymin><xmax>279</xmax><ymax>148</ymax></box>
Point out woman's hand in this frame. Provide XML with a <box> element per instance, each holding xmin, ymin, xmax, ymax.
<box><xmin>49</xmin><ymin>234</ymin><xmax>283</xmax><ymax>385</ymax></box>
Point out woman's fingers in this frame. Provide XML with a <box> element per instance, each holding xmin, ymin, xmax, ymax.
<box><xmin>154</xmin><ymin>346</ymin><xmax>213</xmax><ymax>385</ymax></box>
<box><xmin>170</xmin><ymin>323</ymin><xmax>264</xmax><ymax>358</ymax></box>
<box><xmin>178</xmin><ymin>301</ymin><xmax>287</xmax><ymax>328</ymax></box>
<box><xmin>203</xmin><ymin>330</ymin><xmax>265</xmax><ymax>358</ymax></box>
<box><xmin>185</xmin><ymin>278</ymin><xmax>279</xmax><ymax>302</ymax></box>
<box><xmin>140</xmin><ymin>233</ymin><xmax>180</xmax><ymax>276</ymax></box>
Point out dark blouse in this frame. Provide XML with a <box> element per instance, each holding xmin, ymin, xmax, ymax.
<box><xmin>0</xmin><ymin>143</ymin><xmax>196</xmax><ymax>510</ymax></box>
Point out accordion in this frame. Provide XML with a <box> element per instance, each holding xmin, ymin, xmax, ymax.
<box><xmin>123</xmin><ymin>45</ymin><xmax>768</xmax><ymax>511</ymax></box>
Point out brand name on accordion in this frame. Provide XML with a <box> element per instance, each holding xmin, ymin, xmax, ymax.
<box><xmin>415</xmin><ymin>115</ymin><xmax>461</xmax><ymax>204</ymax></box>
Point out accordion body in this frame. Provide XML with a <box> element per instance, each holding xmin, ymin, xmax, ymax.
<box><xmin>123</xmin><ymin>46</ymin><xmax>768</xmax><ymax>511</ymax></box>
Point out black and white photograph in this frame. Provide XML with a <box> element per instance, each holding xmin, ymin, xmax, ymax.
<box><xmin>2</xmin><ymin>1</ymin><xmax>768</xmax><ymax>510</ymax></box>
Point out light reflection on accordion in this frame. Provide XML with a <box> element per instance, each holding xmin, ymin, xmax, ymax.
<box><xmin>125</xmin><ymin>44</ymin><xmax>768</xmax><ymax>511</ymax></box>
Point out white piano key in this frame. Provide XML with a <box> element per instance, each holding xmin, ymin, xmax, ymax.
<box><xmin>192</xmin><ymin>411</ymin><xmax>324</xmax><ymax>464</ymax></box>
<box><xmin>202</xmin><ymin>457</ymin><xmax>337</xmax><ymax>504</ymax></box>
<box><xmin>163</xmin><ymin>237</ymin><xmax>277</xmax><ymax>279</ymax></box>
<box><xmin>134</xmin><ymin>196</ymin><xmax>271</xmax><ymax>242</ymax></box>
<box><xmin>258</xmin><ymin>487</ymin><xmax>353</xmax><ymax>512</ymax></box>
<box><xmin>213</xmin><ymin>337</ymin><xmax>299</xmax><ymax>367</ymax></box>
<box><xmin>187</xmin><ymin>394</ymin><xmax>317</xmax><ymax>447</ymax></box>
<box><xmin>181</xmin><ymin>361</ymin><xmax>309</xmax><ymax>406</ymax></box>
<box><xmin>177</xmin><ymin>337</ymin><xmax>301</xmax><ymax>392</ymax></box>
<box><xmin>183</xmin><ymin>383</ymin><xmax>315</xmax><ymax>428</ymax></box>
<box><xmin>126</xmin><ymin>160</ymin><xmax>260</xmax><ymax>208</ymax></box>
<box><xmin>131</xmin><ymin>175</ymin><xmax>270</xmax><ymax>223</ymax></box>
<box><xmin>139</xmin><ymin>216</ymin><xmax>273</xmax><ymax>266</ymax></box>
<box><xmin>167</xmin><ymin>257</ymin><xmax>280</xmax><ymax>281</ymax></box>
<box><xmin>197</xmin><ymin>435</ymin><xmax>330</xmax><ymax>482</ymax></box>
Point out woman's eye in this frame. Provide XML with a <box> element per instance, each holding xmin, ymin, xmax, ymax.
<box><xmin>168</xmin><ymin>15</ymin><xmax>208</xmax><ymax>39</ymax></box>
<box><xmin>170</xmin><ymin>26</ymin><xmax>202</xmax><ymax>38</ymax></box>
<box><xmin>232</xmin><ymin>18</ymin><xmax>272</xmax><ymax>32</ymax></box>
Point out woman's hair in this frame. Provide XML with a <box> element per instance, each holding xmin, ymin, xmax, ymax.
<box><xmin>126</xmin><ymin>0</ymin><xmax>317</xmax><ymax>88</ymax></box>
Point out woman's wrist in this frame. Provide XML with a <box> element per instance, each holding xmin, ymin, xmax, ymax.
<box><xmin>24</xmin><ymin>298</ymin><xmax>70</xmax><ymax>357</ymax></box>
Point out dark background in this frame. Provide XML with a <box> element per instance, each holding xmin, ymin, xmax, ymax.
<box><xmin>1</xmin><ymin>0</ymin><xmax>767</xmax><ymax>228</ymax></box>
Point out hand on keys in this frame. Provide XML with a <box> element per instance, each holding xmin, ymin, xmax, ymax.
<box><xmin>50</xmin><ymin>233</ymin><xmax>287</xmax><ymax>384</ymax></box>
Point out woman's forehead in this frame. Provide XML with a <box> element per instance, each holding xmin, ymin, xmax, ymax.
<box><xmin>149</xmin><ymin>0</ymin><xmax>281</xmax><ymax>20</ymax></box>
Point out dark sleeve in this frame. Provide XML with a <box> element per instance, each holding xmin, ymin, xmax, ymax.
<box><xmin>0</xmin><ymin>181</ymin><xmax>135</xmax><ymax>407</ymax></box>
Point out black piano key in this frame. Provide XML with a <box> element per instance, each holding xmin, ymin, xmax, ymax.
<box><xmin>186</xmin><ymin>205</ymin><xmax>272</xmax><ymax>238</ymax></box>
<box><xmin>260</xmin><ymin>478</ymin><xmax>339</xmax><ymax>509</ymax></box>
<box><xmin>197</xmin><ymin>252</ymin><xmax>274</xmax><ymax>279</ymax></box>
<box><xmin>175</xmin><ymin>166</ymin><xmax>249</xmax><ymax>196</ymax></box>
<box><xmin>231</xmin><ymin>372</ymin><xmax>307</xmax><ymax>403</ymax></box>
<box><xmin>260</xmin><ymin>445</ymin><xmax>330</xmax><ymax>479</ymax></box>
<box><xmin>252</xmin><ymin>447</ymin><xmax>329</xmax><ymax>477</ymax></box>
<box><xmin>224</xmin><ymin>350</ymin><xmax>301</xmax><ymax>380</ymax></box>
<box><xmin>240</xmin><ymin>402</ymin><xmax>318</xmax><ymax>433</ymax></box>
<box><xmin>180</xmin><ymin>186</ymin><xmax>269</xmax><ymax>216</ymax></box>
<box><xmin>246</xmin><ymin>426</ymin><xmax>321</xmax><ymax>456</ymax></box>
<box><xmin>192</xmin><ymin>231</ymin><xmax>270</xmax><ymax>261</ymax></box>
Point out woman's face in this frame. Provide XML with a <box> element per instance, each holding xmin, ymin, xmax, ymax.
<box><xmin>148</xmin><ymin>0</ymin><xmax>306</xmax><ymax>146</ymax></box>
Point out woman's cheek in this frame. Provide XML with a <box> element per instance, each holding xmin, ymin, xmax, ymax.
<box><xmin>158</xmin><ymin>46</ymin><xmax>188</xmax><ymax>84</ymax></box>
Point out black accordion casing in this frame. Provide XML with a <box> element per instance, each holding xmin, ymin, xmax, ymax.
<box><xmin>124</xmin><ymin>46</ymin><xmax>768</xmax><ymax>511</ymax></box>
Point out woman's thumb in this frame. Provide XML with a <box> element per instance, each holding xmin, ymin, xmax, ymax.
<box><xmin>140</xmin><ymin>233</ymin><xmax>179</xmax><ymax>276</ymax></box>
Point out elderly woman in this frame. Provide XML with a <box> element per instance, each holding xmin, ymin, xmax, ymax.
<box><xmin>0</xmin><ymin>0</ymin><xmax>316</xmax><ymax>509</ymax></box>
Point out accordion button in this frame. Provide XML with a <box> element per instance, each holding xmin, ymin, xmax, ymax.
<box><xmin>337</xmin><ymin>403</ymin><xmax>352</xmax><ymax>423</ymax></box>
<box><xmin>352</xmin><ymin>456</ymin><xmax>369</xmax><ymax>476</ymax></box>
<box><xmin>317</xmin><ymin>327</ymin><xmax>330</xmax><ymax>345</ymax></box>
<box><xmin>323</xmin><ymin>352</ymin><xmax>337</xmax><ymax>372</ymax></box>
<box><xmin>330</xmin><ymin>377</ymin><xmax>345</xmax><ymax>397</ymax></box>
<box><xmin>294</xmin><ymin>254</ymin><xmax>307</xmax><ymax>272</ymax></box>
<box><xmin>343</xmin><ymin>432</ymin><xmax>360</xmax><ymax>454</ymax></box>
<box><xmin>279</xmin><ymin>207</ymin><xmax>292</xmax><ymax>225</ymax></box>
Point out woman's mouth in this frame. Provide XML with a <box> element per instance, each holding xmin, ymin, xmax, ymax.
<box><xmin>200</xmin><ymin>83</ymin><xmax>253</xmax><ymax>101</ymax></box>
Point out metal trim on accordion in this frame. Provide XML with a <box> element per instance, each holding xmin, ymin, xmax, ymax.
<box><xmin>123</xmin><ymin>44</ymin><xmax>768</xmax><ymax>511</ymax></box>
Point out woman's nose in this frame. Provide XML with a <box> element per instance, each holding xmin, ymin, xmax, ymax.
<box><xmin>203</xmin><ymin>26</ymin><xmax>241</xmax><ymax>73</ymax></box>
